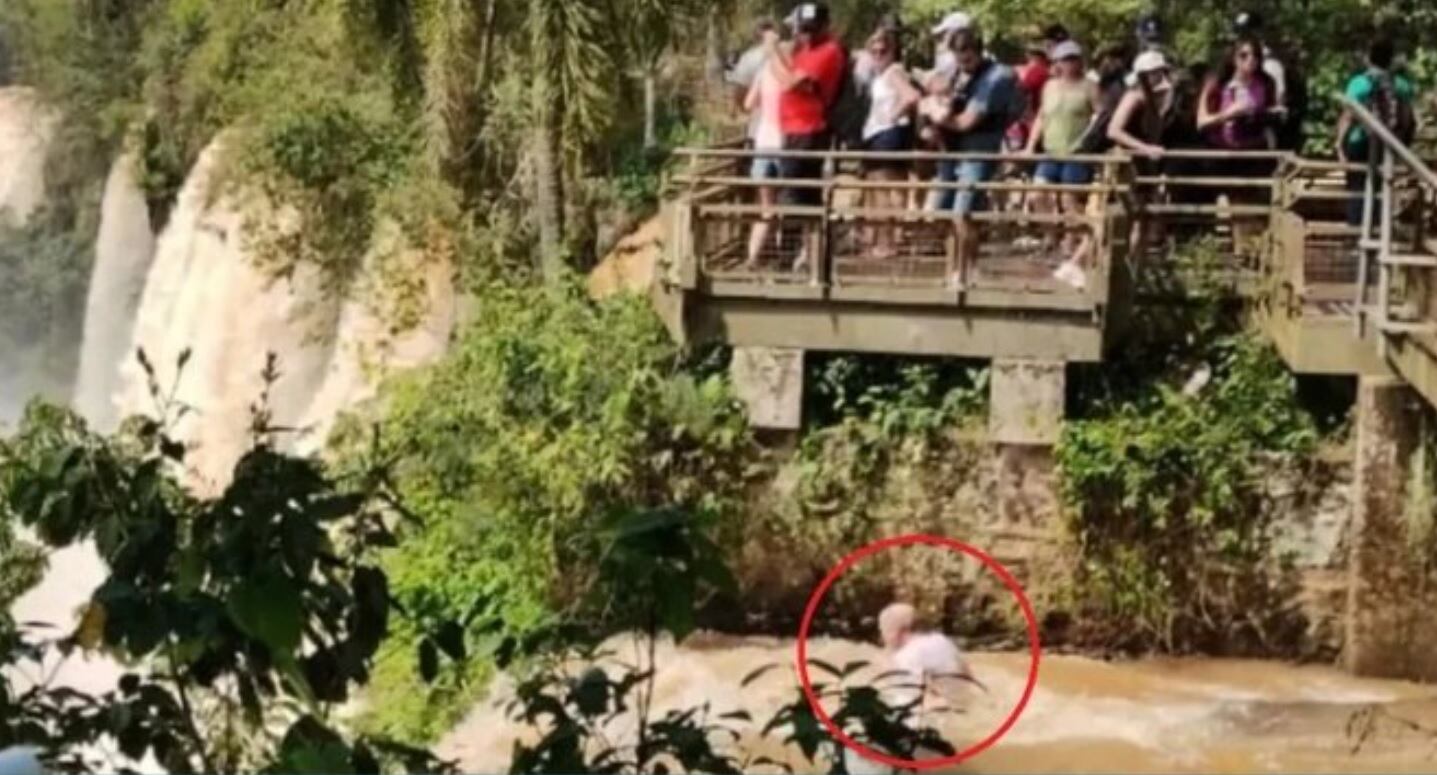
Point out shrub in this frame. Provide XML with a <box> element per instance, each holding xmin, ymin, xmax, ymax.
<box><xmin>1058</xmin><ymin>331</ymin><xmax>1320</xmax><ymax>652</ymax></box>
<box><xmin>334</xmin><ymin>281</ymin><xmax>754</xmax><ymax>742</ymax></box>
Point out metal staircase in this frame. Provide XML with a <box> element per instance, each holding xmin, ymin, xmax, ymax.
<box><xmin>1348</xmin><ymin>95</ymin><xmax>1437</xmax><ymax>353</ymax></box>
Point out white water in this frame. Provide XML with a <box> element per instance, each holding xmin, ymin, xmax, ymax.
<box><xmin>0</xmin><ymin>87</ymin><xmax>51</xmax><ymax>227</ymax></box>
<box><xmin>8</xmin><ymin>110</ymin><xmax>453</xmax><ymax>732</ymax></box>
<box><xmin>0</xmin><ymin>86</ymin><xmax>57</xmax><ymax>425</ymax></box>
<box><xmin>114</xmin><ymin>140</ymin><xmax>341</xmax><ymax>492</ymax></box>
<box><xmin>440</xmin><ymin>633</ymin><xmax>1437</xmax><ymax>774</ymax></box>
<box><xmin>73</xmin><ymin>154</ymin><xmax>157</xmax><ymax>432</ymax></box>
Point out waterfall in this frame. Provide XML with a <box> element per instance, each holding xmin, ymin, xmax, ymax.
<box><xmin>115</xmin><ymin>140</ymin><xmax>339</xmax><ymax>493</ymax></box>
<box><xmin>0</xmin><ymin>87</ymin><xmax>55</xmax><ymax>425</ymax></box>
<box><xmin>0</xmin><ymin>87</ymin><xmax>51</xmax><ymax>226</ymax></box>
<box><xmin>73</xmin><ymin>154</ymin><xmax>156</xmax><ymax>432</ymax></box>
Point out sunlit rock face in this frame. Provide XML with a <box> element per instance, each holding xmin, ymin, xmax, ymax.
<box><xmin>113</xmin><ymin>140</ymin><xmax>455</xmax><ymax>492</ymax></box>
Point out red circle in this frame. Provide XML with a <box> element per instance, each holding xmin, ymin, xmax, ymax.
<box><xmin>794</xmin><ymin>534</ymin><xmax>1041</xmax><ymax>771</ymax></box>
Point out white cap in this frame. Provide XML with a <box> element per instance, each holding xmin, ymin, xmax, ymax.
<box><xmin>1133</xmin><ymin>50</ymin><xmax>1169</xmax><ymax>75</ymax></box>
<box><xmin>785</xmin><ymin>2</ymin><xmax>826</xmax><ymax>29</ymax></box>
<box><xmin>932</xmin><ymin>11</ymin><xmax>974</xmax><ymax>36</ymax></box>
<box><xmin>1051</xmin><ymin>40</ymin><xmax>1083</xmax><ymax>61</ymax></box>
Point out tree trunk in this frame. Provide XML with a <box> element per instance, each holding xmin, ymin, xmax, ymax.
<box><xmin>704</xmin><ymin>8</ymin><xmax>725</xmax><ymax>85</ymax></box>
<box><xmin>643</xmin><ymin>69</ymin><xmax>658</xmax><ymax>150</ymax></box>
<box><xmin>534</xmin><ymin>76</ymin><xmax>566</xmax><ymax>280</ymax></box>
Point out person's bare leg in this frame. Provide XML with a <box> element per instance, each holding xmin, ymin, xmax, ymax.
<box><xmin>1059</xmin><ymin>191</ymin><xmax>1082</xmax><ymax>255</ymax></box>
<box><xmin>747</xmin><ymin>186</ymin><xmax>775</xmax><ymax>268</ymax></box>
<box><xmin>954</xmin><ymin>217</ymin><xmax>979</xmax><ymax>287</ymax></box>
<box><xmin>1031</xmin><ymin>187</ymin><xmax>1057</xmax><ymax>254</ymax></box>
<box><xmin>873</xmin><ymin>168</ymin><xmax>901</xmax><ymax>259</ymax></box>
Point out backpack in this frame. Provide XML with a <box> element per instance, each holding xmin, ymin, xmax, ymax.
<box><xmin>827</xmin><ymin>48</ymin><xmax>869</xmax><ymax>148</ymax></box>
<box><xmin>1075</xmin><ymin>78</ymin><xmax>1124</xmax><ymax>154</ymax></box>
<box><xmin>1278</xmin><ymin>61</ymin><xmax>1309</xmax><ymax>151</ymax></box>
<box><xmin>1367</xmin><ymin>68</ymin><xmax>1417</xmax><ymax>146</ymax></box>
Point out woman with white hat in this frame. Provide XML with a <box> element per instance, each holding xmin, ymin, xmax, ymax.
<box><xmin>1108</xmin><ymin>49</ymin><xmax>1173</xmax><ymax>161</ymax></box>
<box><xmin>1109</xmin><ymin>50</ymin><xmax>1174</xmax><ymax>256</ymax></box>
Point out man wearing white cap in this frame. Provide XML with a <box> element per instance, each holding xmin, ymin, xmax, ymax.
<box><xmin>763</xmin><ymin>3</ymin><xmax>847</xmax><ymax>268</ymax></box>
<box><xmin>927</xmin><ymin>11</ymin><xmax>973</xmax><ymax>90</ymax></box>
<box><xmin>920</xmin><ymin>29</ymin><xmax>1020</xmax><ymax>281</ymax></box>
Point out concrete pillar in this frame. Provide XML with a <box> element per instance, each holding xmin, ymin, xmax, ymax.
<box><xmin>730</xmin><ymin>346</ymin><xmax>804</xmax><ymax>431</ymax></box>
<box><xmin>989</xmin><ymin>359</ymin><xmax>1066</xmax><ymax>446</ymax></box>
<box><xmin>986</xmin><ymin>360</ymin><xmax>1067</xmax><ymax>607</ymax></box>
<box><xmin>1344</xmin><ymin>377</ymin><xmax>1437</xmax><ymax>680</ymax></box>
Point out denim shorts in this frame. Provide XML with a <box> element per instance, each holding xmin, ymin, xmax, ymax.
<box><xmin>750</xmin><ymin>157</ymin><xmax>781</xmax><ymax>180</ymax></box>
<box><xmin>1033</xmin><ymin>160</ymin><xmax>1094</xmax><ymax>186</ymax></box>
<box><xmin>938</xmin><ymin>159</ymin><xmax>997</xmax><ymax>215</ymax></box>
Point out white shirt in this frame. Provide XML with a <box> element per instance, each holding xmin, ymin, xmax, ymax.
<box><xmin>1263</xmin><ymin>49</ymin><xmax>1287</xmax><ymax>105</ymax></box>
<box><xmin>891</xmin><ymin>632</ymin><xmax>973</xmax><ymax>708</ymax></box>
<box><xmin>863</xmin><ymin>63</ymin><xmax>912</xmax><ymax>140</ymax></box>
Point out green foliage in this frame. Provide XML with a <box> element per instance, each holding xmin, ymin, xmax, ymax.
<box><xmin>497</xmin><ymin>507</ymin><xmax>954</xmax><ymax>775</ymax></box>
<box><xmin>0</xmin><ymin>368</ymin><xmax>451</xmax><ymax>773</ymax></box>
<box><xmin>336</xmin><ymin>282</ymin><xmax>753</xmax><ymax>742</ymax></box>
<box><xmin>1058</xmin><ymin>242</ymin><xmax>1321</xmax><ymax>652</ymax></box>
<box><xmin>779</xmin><ymin>356</ymin><xmax>987</xmax><ymax>551</ymax></box>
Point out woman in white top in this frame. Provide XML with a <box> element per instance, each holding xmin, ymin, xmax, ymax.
<box><xmin>860</xmin><ymin>29</ymin><xmax>921</xmax><ymax>260</ymax></box>
<box><xmin>744</xmin><ymin>43</ymin><xmax>788</xmax><ymax>268</ymax></box>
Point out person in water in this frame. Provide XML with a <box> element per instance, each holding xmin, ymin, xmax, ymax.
<box><xmin>879</xmin><ymin>602</ymin><xmax>986</xmax><ymax>711</ymax></box>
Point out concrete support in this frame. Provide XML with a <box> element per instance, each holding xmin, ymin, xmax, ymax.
<box><xmin>1344</xmin><ymin>376</ymin><xmax>1437</xmax><ymax>680</ymax></box>
<box><xmin>989</xmin><ymin>358</ymin><xmax>1066</xmax><ymax>446</ymax></box>
<box><xmin>730</xmin><ymin>346</ymin><xmax>804</xmax><ymax>431</ymax></box>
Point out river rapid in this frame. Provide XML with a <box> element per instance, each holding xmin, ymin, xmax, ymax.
<box><xmin>439</xmin><ymin>633</ymin><xmax>1437</xmax><ymax>774</ymax></box>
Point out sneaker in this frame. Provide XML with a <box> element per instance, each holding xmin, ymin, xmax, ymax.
<box><xmin>1014</xmin><ymin>235</ymin><xmax>1042</xmax><ymax>251</ymax></box>
<box><xmin>1053</xmin><ymin>262</ymin><xmax>1087</xmax><ymax>290</ymax></box>
<box><xmin>793</xmin><ymin>247</ymin><xmax>810</xmax><ymax>274</ymax></box>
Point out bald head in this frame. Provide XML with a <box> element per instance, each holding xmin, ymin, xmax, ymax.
<box><xmin>879</xmin><ymin>602</ymin><xmax>916</xmax><ymax>649</ymax></box>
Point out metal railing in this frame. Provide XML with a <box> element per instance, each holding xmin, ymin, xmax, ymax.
<box><xmin>1342</xmin><ymin>94</ymin><xmax>1437</xmax><ymax>348</ymax></box>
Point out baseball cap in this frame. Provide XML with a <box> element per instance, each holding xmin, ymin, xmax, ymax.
<box><xmin>1234</xmin><ymin>11</ymin><xmax>1263</xmax><ymax>32</ymax></box>
<box><xmin>785</xmin><ymin>3</ymin><xmax>829</xmax><ymax>30</ymax></box>
<box><xmin>1136</xmin><ymin>13</ymin><xmax>1163</xmax><ymax>44</ymax></box>
<box><xmin>1133</xmin><ymin>50</ymin><xmax>1169</xmax><ymax>74</ymax></box>
<box><xmin>932</xmin><ymin>11</ymin><xmax>974</xmax><ymax>37</ymax></box>
<box><xmin>1052</xmin><ymin>40</ymin><xmax>1084</xmax><ymax>61</ymax></box>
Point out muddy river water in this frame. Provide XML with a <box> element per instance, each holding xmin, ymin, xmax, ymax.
<box><xmin>439</xmin><ymin>633</ymin><xmax>1437</xmax><ymax>774</ymax></box>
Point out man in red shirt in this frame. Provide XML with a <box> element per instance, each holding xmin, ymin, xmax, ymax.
<box><xmin>763</xmin><ymin>2</ymin><xmax>846</xmax><ymax>212</ymax></box>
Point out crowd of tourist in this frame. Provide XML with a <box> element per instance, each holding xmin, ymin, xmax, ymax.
<box><xmin>726</xmin><ymin>2</ymin><xmax>1420</xmax><ymax>290</ymax></box>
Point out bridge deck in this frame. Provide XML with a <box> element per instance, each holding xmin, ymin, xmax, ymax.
<box><xmin>657</xmin><ymin>146</ymin><xmax>1437</xmax><ymax>409</ymax></box>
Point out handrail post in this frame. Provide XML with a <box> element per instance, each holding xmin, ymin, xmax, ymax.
<box><xmin>1378</xmin><ymin>145</ymin><xmax>1396</xmax><ymax>356</ymax></box>
<box><xmin>1356</xmin><ymin>141</ymin><xmax>1378</xmax><ymax>337</ymax></box>
<box><xmin>817</xmin><ymin>169</ymin><xmax>832</xmax><ymax>289</ymax></box>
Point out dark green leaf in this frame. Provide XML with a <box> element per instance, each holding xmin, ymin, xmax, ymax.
<box><xmin>418</xmin><ymin>638</ymin><xmax>439</xmax><ymax>683</ymax></box>
<box><xmin>572</xmin><ymin>668</ymin><xmax>610</xmax><ymax>718</ymax></box>
<box><xmin>434</xmin><ymin>620</ymin><xmax>465</xmax><ymax>661</ymax></box>
<box><xmin>741</xmin><ymin>663</ymin><xmax>780</xmax><ymax>687</ymax></box>
<box><xmin>227</xmin><ymin>573</ymin><xmax>303</xmax><ymax>655</ymax></box>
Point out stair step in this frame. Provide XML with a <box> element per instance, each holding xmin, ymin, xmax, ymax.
<box><xmin>1379</xmin><ymin>320</ymin><xmax>1437</xmax><ymax>335</ymax></box>
<box><xmin>1380</xmin><ymin>253</ymin><xmax>1437</xmax><ymax>268</ymax></box>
